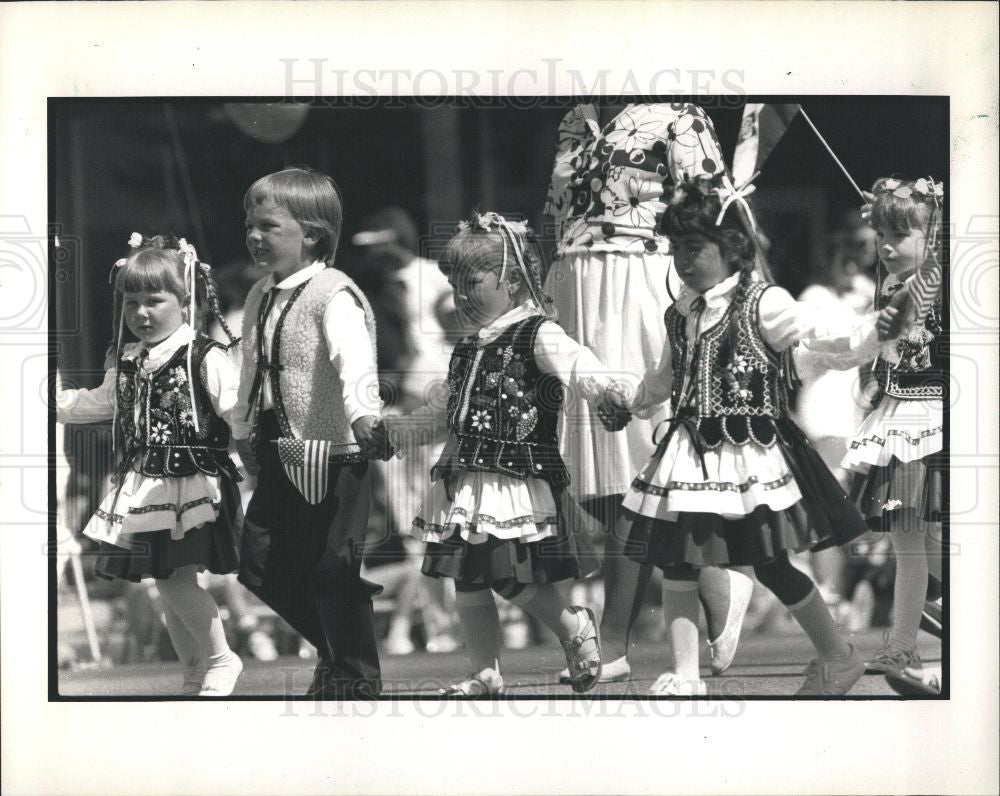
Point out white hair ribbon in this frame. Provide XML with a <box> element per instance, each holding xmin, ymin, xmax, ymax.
<box><xmin>713</xmin><ymin>174</ymin><xmax>757</xmax><ymax>230</ymax></box>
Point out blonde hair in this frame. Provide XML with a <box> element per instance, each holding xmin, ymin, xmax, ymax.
<box><xmin>244</xmin><ymin>167</ymin><xmax>344</xmax><ymax>264</ymax></box>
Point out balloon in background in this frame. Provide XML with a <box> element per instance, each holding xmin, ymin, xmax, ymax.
<box><xmin>223</xmin><ymin>103</ymin><xmax>310</xmax><ymax>144</ymax></box>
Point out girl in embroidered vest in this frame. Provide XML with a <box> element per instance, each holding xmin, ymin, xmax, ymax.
<box><xmin>57</xmin><ymin>233</ymin><xmax>244</xmax><ymax>696</ymax></box>
<box><xmin>544</xmin><ymin>103</ymin><xmax>755</xmax><ymax>685</ymax></box>
<box><xmin>612</xmin><ymin>180</ymin><xmax>874</xmax><ymax>696</ymax></box>
<box><xmin>823</xmin><ymin>177</ymin><xmax>945</xmax><ymax>675</ymax></box>
<box><xmin>404</xmin><ymin>211</ymin><xmax>625</xmax><ymax>696</ymax></box>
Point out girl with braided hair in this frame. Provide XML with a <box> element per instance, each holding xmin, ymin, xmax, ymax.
<box><xmin>607</xmin><ymin>180</ymin><xmax>879</xmax><ymax>695</ymax></box>
<box><xmin>57</xmin><ymin>233</ymin><xmax>244</xmax><ymax>696</ymax></box>
<box><xmin>397</xmin><ymin>211</ymin><xmax>628</xmax><ymax>695</ymax></box>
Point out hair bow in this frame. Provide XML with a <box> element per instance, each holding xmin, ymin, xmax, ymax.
<box><xmin>713</xmin><ymin>174</ymin><xmax>757</xmax><ymax>229</ymax></box>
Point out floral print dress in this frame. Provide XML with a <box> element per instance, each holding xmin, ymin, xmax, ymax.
<box><xmin>543</xmin><ymin>103</ymin><xmax>728</xmax><ymax>500</ymax></box>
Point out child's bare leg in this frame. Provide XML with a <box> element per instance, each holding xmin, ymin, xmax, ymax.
<box><xmin>698</xmin><ymin>566</ymin><xmax>754</xmax><ymax>641</ymax></box>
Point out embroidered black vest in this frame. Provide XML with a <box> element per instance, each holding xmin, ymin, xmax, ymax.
<box><xmin>116</xmin><ymin>336</ymin><xmax>240</xmax><ymax>481</ymax></box>
<box><xmin>432</xmin><ymin>316</ymin><xmax>569</xmax><ymax>487</ymax></box>
<box><xmin>665</xmin><ymin>281</ymin><xmax>795</xmax><ymax>448</ymax></box>
<box><xmin>871</xmin><ymin>284</ymin><xmax>945</xmax><ymax>403</ymax></box>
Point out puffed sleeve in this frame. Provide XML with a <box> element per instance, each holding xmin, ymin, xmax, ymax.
<box><xmin>629</xmin><ymin>340</ymin><xmax>674</xmax><ymax>420</ymax></box>
<box><xmin>533</xmin><ymin>320</ymin><xmax>619</xmax><ymax>404</ymax></box>
<box><xmin>56</xmin><ymin>368</ymin><xmax>117</xmax><ymax>424</ymax></box>
<box><xmin>201</xmin><ymin>346</ymin><xmax>240</xmax><ymax>428</ymax></box>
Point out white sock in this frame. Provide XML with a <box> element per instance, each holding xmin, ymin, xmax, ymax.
<box><xmin>662</xmin><ymin>579</ymin><xmax>701</xmax><ymax>681</ymax></box>
<box><xmin>156</xmin><ymin>566</ymin><xmax>231</xmax><ymax>660</ymax></box>
<box><xmin>788</xmin><ymin>587</ymin><xmax>850</xmax><ymax>659</ymax></box>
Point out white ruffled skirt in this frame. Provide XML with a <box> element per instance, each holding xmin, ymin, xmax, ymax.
<box><xmin>545</xmin><ymin>250</ymin><xmax>674</xmax><ymax>500</ymax></box>
<box><xmin>83</xmin><ymin>469</ymin><xmax>226</xmax><ymax>547</ymax></box>
<box><xmin>412</xmin><ymin>470</ymin><xmax>558</xmax><ymax>544</ymax></box>
<box><xmin>842</xmin><ymin>397</ymin><xmax>943</xmax><ymax>473</ymax></box>
<box><xmin>623</xmin><ymin>429</ymin><xmax>803</xmax><ymax>521</ymax></box>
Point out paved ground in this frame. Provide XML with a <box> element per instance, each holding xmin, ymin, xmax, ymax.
<box><xmin>57</xmin><ymin>628</ymin><xmax>941</xmax><ymax>699</ymax></box>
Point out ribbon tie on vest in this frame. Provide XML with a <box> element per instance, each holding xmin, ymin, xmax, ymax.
<box><xmin>245</xmin><ymin>287</ymin><xmax>283</xmax><ymax>421</ymax></box>
<box><xmin>652</xmin><ymin>411</ymin><xmax>710</xmax><ymax>481</ymax></box>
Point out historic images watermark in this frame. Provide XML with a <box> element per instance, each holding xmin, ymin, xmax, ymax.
<box><xmin>281</xmin><ymin>58</ymin><xmax>748</xmax><ymax>107</ymax></box>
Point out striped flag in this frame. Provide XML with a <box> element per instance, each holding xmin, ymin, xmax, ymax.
<box><xmin>911</xmin><ymin>249</ymin><xmax>943</xmax><ymax>322</ymax></box>
<box><xmin>732</xmin><ymin>103</ymin><xmax>801</xmax><ymax>187</ymax></box>
<box><xmin>277</xmin><ymin>438</ymin><xmax>332</xmax><ymax>504</ymax></box>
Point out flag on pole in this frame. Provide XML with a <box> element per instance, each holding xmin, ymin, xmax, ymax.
<box><xmin>277</xmin><ymin>438</ymin><xmax>332</xmax><ymax>504</ymax></box>
<box><xmin>732</xmin><ymin>104</ymin><xmax>801</xmax><ymax>187</ymax></box>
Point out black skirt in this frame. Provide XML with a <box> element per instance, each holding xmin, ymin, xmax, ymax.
<box><xmin>850</xmin><ymin>451</ymin><xmax>945</xmax><ymax>531</ymax></box>
<box><xmin>94</xmin><ymin>478</ymin><xmax>241</xmax><ymax>582</ymax></box>
<box><xmin>420</xmin><ymin>485</ymin><xmax>602</xmax><ymax>586</ymax></box>
<box><xmin>625</xmin><ymin>428</ymin><xmax>868</xmax><ymax>570</ymax></box>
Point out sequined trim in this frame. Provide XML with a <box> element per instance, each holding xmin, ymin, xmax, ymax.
<box><xmin>95</xmin><ymin>497</ymin><xmax>218</xmax><ymax>524</ymax></box>
<box><xmin>848</xmin><ymin>426</ymin><xmax>943</xmax><ymax>450</ymax></box>
<box><xmin>630</xmin><ymin>471</ymin><xmax>794</xmax><ymax>496</ymax></box>
<box><xmin>414</xmin><ymin>508</ymin><xmax>558</xmax><ymax>531</ymax></box>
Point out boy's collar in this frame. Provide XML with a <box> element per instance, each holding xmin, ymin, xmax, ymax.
<box><xmin>675</xmin><ymin>272</ymin><xmax>744</xmax><ymax>317</ymax></box>
<box><xmin>266</xmin><ymin>261</ymin><xmax>326</xmax><ymax>291</ymax></box>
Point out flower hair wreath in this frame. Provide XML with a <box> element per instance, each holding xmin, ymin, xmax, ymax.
<box><xmin>878</xmin><ymin>177</ymin><xmax>945</xmax><ymax>205</ymax></box>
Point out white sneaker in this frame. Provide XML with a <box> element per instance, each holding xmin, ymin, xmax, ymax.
<box><xmin>795</xmin><ymin>644</ymin><xmax>864</xmax><ymax>696</ymax></box>
<box><xmin>558</xmin><ymin>654</ymin><xmax>630</xmax><ymax>685</ymax></box>
<box><xmin>708</xmin><ymin>570</ymin><xmax>754</xmax><ymax>675</ymax></box>
<box><xmin>199</xmin><ymin>652</ymin><xmax>244</xmax><ymax>697</ymax></box>
<box><xmin>649</xmin><ymin>672</ymin><xmax>707</xmax><ymax>697</ymax></box>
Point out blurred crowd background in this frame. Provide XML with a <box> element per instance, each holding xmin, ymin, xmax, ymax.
<box><xmin>53</xmin><ymin>98</ymin><xmax>947</xmax><ymax>668</ymax></box>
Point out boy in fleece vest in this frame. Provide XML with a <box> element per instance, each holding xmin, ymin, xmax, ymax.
<box><xmin>233</xmin><ymin>168</ymin><xmax>384</xmax><ymax>698</ymax></box>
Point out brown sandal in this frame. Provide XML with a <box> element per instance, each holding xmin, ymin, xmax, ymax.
<box><xmin>561</xmin><ymin>606</ymin><xmax>602</xmax><ymax>693</ymax></box>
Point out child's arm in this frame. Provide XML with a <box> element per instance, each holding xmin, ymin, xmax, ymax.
<box><xmin>55</xmin><ymin>367</ymin><xmax>117</xmax><ymax>424</ymax></box>
<box><xmin>324</xmin><ymin>291</ymin><xmax>384</xmax><ymax>455</ymax></box>
<box><xmin>628</xmin><ymin>339</ymin><xmax>674</xmax><ymax>420</ymax></box>
<box><xmin>534</xmin><ymin>321</ymin><xmax>632</xmax><ymax>412</ymax></box>
<box><xmin>201</xmin><ymin>346</ymin><xmax>241</xmax><ymax>427</ymax></box>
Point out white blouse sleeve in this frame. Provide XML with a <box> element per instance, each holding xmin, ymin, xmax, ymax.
<box><xmin>533</xmin><ymin>320</ymin><xmax>617</xmax><ymax>405</ymax></box>
<box><xmin>56</xmin><ymin>368</ymin><xmax>117</xmax><ymax>424</ymax></box>
<box><xmin>629</xmin><ymin>340</ymin><xmax>674</xmax><ymax>419</ymax></box>
<box><xmin>201</xmin><ymin>346</ymin><xmax>241</xmax><ymax>428</ymax></box>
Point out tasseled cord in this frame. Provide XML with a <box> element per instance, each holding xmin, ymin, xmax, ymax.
<box><xmin>178</xmin><ymin>238</ymin><xmax>201</xmax><ymax>435</ymax></box>
<box><xmin>108</xmin><ymin>257</ymin><xmax>128</xmax><ymax>454</ymax></box>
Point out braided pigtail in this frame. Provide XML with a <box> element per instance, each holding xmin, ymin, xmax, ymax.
<box><xmin>199</xmin><ymin>266</ymin><xmax>241</xmax><ymax>349</ymax></box>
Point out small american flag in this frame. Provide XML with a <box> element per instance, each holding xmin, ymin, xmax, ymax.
<box><xmin>277</xmin><ymin>438</ymin><xmax>332</xmax><ymax>504</ymax></box>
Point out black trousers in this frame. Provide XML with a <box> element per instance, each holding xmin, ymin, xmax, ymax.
<box><xmin>238</xmin><ymin>411</ymin><xmax>382</xmax><ymax>696</ymax></box>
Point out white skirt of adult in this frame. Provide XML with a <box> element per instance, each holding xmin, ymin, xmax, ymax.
<box><xmin>545</xmin><ymin>249</ymin><xmax>672</xmax><ymax>501</ymax></box>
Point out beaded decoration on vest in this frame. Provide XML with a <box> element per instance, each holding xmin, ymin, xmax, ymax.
<box><xmin>872</xmin><ymin>284</ymin><xmax>945</xmax><ymax>403</ymax></box>
<box><xmin>116</xmin><ymin>336</ymin><xmax>240</xmax><ymax>480</ymax></box>
<box><xmin>664</xmin><ymin>281</ymin><xmax>794</xmax><ymax>448</ymax></box>
<box><xmin>433</xmin><ymin>315</ymin><xmax>569</xmax><ymax>486</ymax></box>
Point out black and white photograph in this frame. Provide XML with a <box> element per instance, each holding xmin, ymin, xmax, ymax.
<box><xmin>2</xmin><ymin>2</ymin><xmax>997</xmax><ymax>795</ymax></box>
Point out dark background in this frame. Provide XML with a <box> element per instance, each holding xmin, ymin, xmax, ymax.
<box><xmin>51</xmin><ymin>96</ymin><xmax>948</xmax><ymax>380</ymax></box>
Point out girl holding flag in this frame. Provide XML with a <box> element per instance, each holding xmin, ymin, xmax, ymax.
<box><xmin>607</xmin><ymin>177</ymin><xmax>897</xmax><ymax>696</ymax></box>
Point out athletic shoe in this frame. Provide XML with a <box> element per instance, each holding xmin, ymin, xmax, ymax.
<box><xmin>795</xmin><ymin>644</ymin><xmax>865</xmax><ymax>696</ymax></box>
<box><xmin>886</xmin><ymin>665</ymin><xmax>942</xmax><ymax>696</ymax></box>
<box><xmin>649</xmin><ymin>672</ymin><xmax>707</xmax><ymax>696</ymax></box>
<box><xmin>865</xmin><ymin>640</ymin><xmax>922</xmax><ymax>675</ymax></box>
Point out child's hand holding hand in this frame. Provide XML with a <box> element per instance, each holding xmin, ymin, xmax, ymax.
<box><xmin>597</xmin><ymin>386</ymin><xmax>632</xmax><ymax>432</ymax></box>
<box><xmin>236</xmin><ymin>438</ymin><xmax>260</xmax><ymax>476</ymax></box>
<box><xmin>877</xmin><ymin>287</ymin><xmax>915</xmax><ymax>341</ymax></box>
<box><xmin>353</xmin><ymin>415</ymin><xmax>394</xmax><ymax>460</ymax></box>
